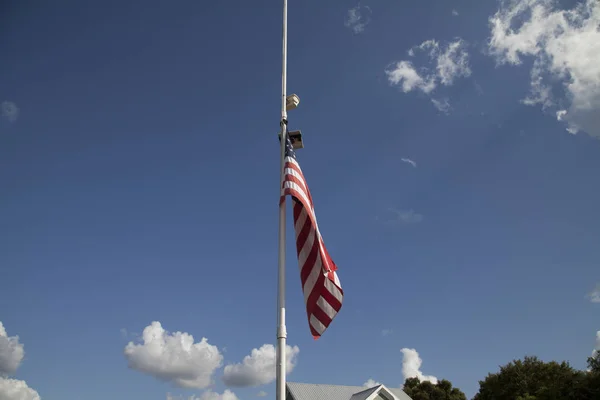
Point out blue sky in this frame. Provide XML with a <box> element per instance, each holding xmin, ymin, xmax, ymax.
<box><xmin>1</xmin><ymin>0</ymin><xmax>599</xmax><ymax>399</ymax></box>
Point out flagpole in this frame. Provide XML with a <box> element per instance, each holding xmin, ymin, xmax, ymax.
<box><xmin>276</xmin><ymin>0</ymin><xmax>288</xmax><ymax>400</ymax></box>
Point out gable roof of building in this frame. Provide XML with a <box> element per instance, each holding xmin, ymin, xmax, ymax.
<box><xmin>349</xmin><ymin>386</ymin><xmax>380</xmax><ymax>400</ymax></box>
<box><xmin>286</xmin><ymin>382</ymin><xmax>413</xmax><ymax>400</ymax></box>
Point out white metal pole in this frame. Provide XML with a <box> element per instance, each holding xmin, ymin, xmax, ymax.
<box><xmin>276</xmin><ymin>1</ymin><xmax>288</xmax><ymax>400</ymax></box>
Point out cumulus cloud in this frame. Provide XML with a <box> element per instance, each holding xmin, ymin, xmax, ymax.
<box><xmin>124</xmin><ymin>321</ymin><xmax>223</xmax><ymax>389</ymax></box>
<box><xmin>587</xmin><ymin>284</ymin><xmax>600</xmax><ymax>303</ymax></box>
<box><xmin>400</xmin><ymin>158</ymin><xmax>417</xmax><ymax>168</ymax></box>
<box><xmin>0</xmin><ymin>378</ymin><xmax>40</xmax><ymax>400</ymax></box>
<box><xmin>256</xmin><ymin>391</ymin><xmax>268</xmax><ymax>397</ymax></box>
<box><xmin>387</xmin><ymin>38</ymin><xmax>471</xmax><ymax>95</ymax></box>
<box><xmin>0</xmin><ymin>323</ymin><xmax>41</xmax><ymax>400</ymax></box>
<box><xmin>222</xmin><ymin>344</ymin><xmax>299</xmax><ymax>387</ymax></box>
<box><xmin>363</xmin><ymin>378</ymin><xmax>381</xmax><ymax>387</ymax></box>
<box><xmin>488</xmin><ymin>0</ymin><xmax>600</xmax><ymax>138</ymax></box>
<box><xmin>436</xmin><ymin>41</ymin><xmax>471</xmax><ymax>85</ymax></box>
<box><xmin>386</xmin><ymin>61</ymin><xmax>436</xmax><ymax>94</ymax></box>
<box><xmin>381</xmin><ymin>329</ymin><xmax>393</xmax><ymax>336</ymax></box>
<box><xmin>0</xmin><ymin>322</ymin><xmax>25</xmax><ymax>376</ymax></box>
<box><xmin>1</xmin><ymin>101</ymin><xmax>19</xmax><ymax>123</ymax></box>
<box><xmin>345</xmin><ymin>5</ymin><xmax>372</xmax><ymax>34</ymax></box>
<box><xmin>452</xmin><ymin>10</ymin><xmax>459</xmax><ymax>16</ymax></box>
<box><xmin>400</xmin><ymin>348</ymin><xmax>438</xmax><ymax>384</ymax></box>
<box><xmin>168</xmin><ymin>390</ymin><xmax>240</xmax><ymax>400</ymax></box>
<box><xmin>197</xmin><ymin>390</ymin><xmax>239</xmax><ymax>400</ymax></box>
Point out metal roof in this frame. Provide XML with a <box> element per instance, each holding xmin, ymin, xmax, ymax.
<box><xmin>349</xmin><ymin>386</ymin><xmax>380</xmax><ymax>400</ymax></box>
<box><xmin>287</xmin><ymin>382</ymin><xmax>413</xmax><ymax>400</ymax></box>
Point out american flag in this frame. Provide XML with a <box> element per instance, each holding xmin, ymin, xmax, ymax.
<box><xmin>280</xmin><ymin>134</ymin><xmax>343</xmax><ymax>339</ymax></box>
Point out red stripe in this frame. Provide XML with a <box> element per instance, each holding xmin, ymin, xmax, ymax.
<box><xmin>310</xmin><ymin>325</ymin><xmax>319</xmax><ymax>338</ymax></box>
<box><xmin>285</xmin><ymin>187</ymin><xmax>318</xmax><ymax>229</ymax></box>
<box><xmin>299</xmin><ymin>240</ymin><xmax>319</xmax><ymax>287</ymax></box>
<box><xmin>293</xmin><ymin>200</ymin><xmax>302</xmax><ymax>220</ymax></box>
<box><xmin>294</xmin><ymin>209</ymin><xmax>311</xmax><ymax>256</ymax></box>
<box><xmin>283</xmin><ymin>164</ymin><xmax>310</xmax><ymax>199</ymax></box>
<box><xmin>311</xmin><ymin>303</ymin><xmax>333</xmax><ymax>327</ymax></box>
<box><xmin>284</xmin><ymin>175</ymin><xmax>312</xmax><ymax>207</ymax></box>
<box><xmin>321</xmin><ymin>283</ymin><xmax>343</xmax><ymax>311</ymax></box>
<box><xmin>305</xmin><ymin>272</ymin><xmax>324</xmax><ymax>321</ymax></box>
<box><xmin>283</xmin><ymin>160</ymin><xmax>314</xmax><ymax>205</ymax></box>
<box><xmin>283</xmin><ymin>176</ymin><xmax>314</xmax><ymax>212</ymax></box>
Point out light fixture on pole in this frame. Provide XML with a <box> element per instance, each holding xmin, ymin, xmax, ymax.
<box><xmin>286</xmin><ymin>94</ymin><xmax>300</xmax><ymax>111</ymax></box>
<box><xmin>279</xmin><ymin>94</ymin><xmax>304</xmax><ymax>149</ymax></box>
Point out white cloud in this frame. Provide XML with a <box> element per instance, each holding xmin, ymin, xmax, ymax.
<box><xmin>592</xmin><ymin>331</ymin><xmax>600</xmax><ymax>361</ymax></box>
<box><xmin>436</xmin><ymin>41</ymin><xmax>471</xmax><ymax>85</ymax></box>
<box><xmin>363</xmin><ymin>379</ymin><xmax>381</xmax><ymax>387</ymax></box>
<box><xmin>400</xmin><ymin>348</ymin><xmax>438</xmax><ymax>384</ymax></box>
<box><xmin>388</xmin><ymin>208</ymin><xmax>423</xmax><ymax>224</ymax></box>
<box><xmin>1</xmin><ymin>101</ymin><xmax>19</xmax><ymax>123</ymax></box>
<box><xmin>197</xmin><ymin>390</ymin><xmax>239</xmax><ymax>400</ymax></box>
<box><xmin>587</xmin><ymin>284</ymin><xmax>600</xmax><ymax>303</ymax></box>
<box><xmin>381</xmin><ymin>329</ymin><xmax>393</xmax><ymax>336</ymax></box>
<box><xmin>386</xmin><ymin>39</ymin><xmax>471</xmax><ymax>109</ymax></box>
<box><xmin>169</xmin><ymin>390</ymin><xmax>240</xmax><ymax>400</ymax></box>
<box><xmin>222</xmin><ymin>344</ymin><xmax>299</xmax><ymax>387</ymax></box>
<box><xmin>488</xmin><ymin>0</ymin><xmax>600</xmax><ymax>138</ymax></box>
<box><xmin>0</xmin><ymin>322</ymin><xmax>25</xmax><ymax>376</ymax></box>
<box><xmin>386</xmin><ymin>61</ymin><xmax>437</xmax><ymax>94</ymax></box>
<box><xmin>452</xmin><ymin>10</ymin><xmax>459</xmax><ymax>16</ymax></box>
<box><xmin>0</xmin><ymin>378</ymin><xmax>40</xmax><ymax>400</ymax></box>
<box><xmin>256</xmin><ymin>391</ymin><xmax>268</xmax><ymax>397</ymax></box>
<box><xmin>431</xmin><ymin>98</ymin><xmax>451</xmax><ymax>114</ymax></box>
<box><xmin>124</xmin><ymin>321</ymin><xmax>223</xmax><ymax>389</ymax></box>
<box><xmin>345</xmin><ymin>5</ymin><xmax>372</xmax><ymax>34</ymax></box>
<box><xmin>400</xmin><ymin>158</ymin><xmax>417</xmax><ymax>168</ymax></box>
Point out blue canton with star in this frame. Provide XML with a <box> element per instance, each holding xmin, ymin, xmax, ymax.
<box><xmin>285</xmin><ymin>133</ymin><xmax>296</xmax><ymax>159</ymax></box>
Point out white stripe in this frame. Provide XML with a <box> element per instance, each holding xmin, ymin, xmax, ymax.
<box><xmin>323</xmin><ymin>277</ymin><xmax>343</xmax><ymax>304</ymax></box>
<box><xmin>282</xmin><ymin>181</ymin><xmax>314</xmax><ymax>213</ymax></box>
<box><xmin>284</xmin><ymin>181</ymin><xmax>324</xmax><ymax>240</ymax></box>
<box><xmin>310</xmin><ymin>314</ymin><xmax>326</xmax><ymax>335</ymax></box>
<box><xmin>285</xmin><ymin>156</ymin><xmax>301</xmax><ymax>170</ymax></box>
<box><xmin>332</xmin><ymin>271</ymin><xmax>341</xmax><ymax>288</ymax></box>
<box><xmin>303</xmin><ymin>254</ymin><xmax>323</xmax><ymax>304</ymax></box>
<box><xmin>282</xmin><ymin>180</ymin><xmax>324</xmax><ymax>245</ymax></box>
<box><xmin>281</xmin><ymin>161</ymin><xmax>325</xmax><ymax>242</ymax></box>
<box><xmin>297</xmin><ymin>225</ymin><xmax>316</xmax><ymax>269</ymax></box>
<box><xmin>283</xmin><ymin>167</ymin><xmax>315</xmax><ymax>212</ymax></box>
<box><xmin>284</xmin><ymin>167</ymin><xmax>306</xmax><ymax>187</ymax></box>
<box><xmin>317</xmin><ymin>296</ymin><xmax>337</xmax><ymax>320</ymax></box>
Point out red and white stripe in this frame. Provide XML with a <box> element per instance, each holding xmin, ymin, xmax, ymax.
<box><xmin>280</xmin><ymin>154</ymin><xmax>343</xmax><ymax>339</ymax></box>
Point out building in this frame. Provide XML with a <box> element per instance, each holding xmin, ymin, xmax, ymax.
<box><xmin>286</xmin><ymin>382</ymin><xmax>413</xmax><ymax>400</ymax></box>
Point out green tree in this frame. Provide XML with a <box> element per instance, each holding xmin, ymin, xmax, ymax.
<box><xmin>588</xmin><ymin>351</ymin><xmax>600</xmax><ymax>373</ymax></box>
<box><xmin>515</xmin><ymin>395</ymin><xmax>537</xmax><ymax>400</ymax></box>
<box><xmin>402</xmin><ymin>377</ymin><xmax>467</xmax><ymax>400</ymax></box>
<box><xmin>580</xmin><ymin>351</ymin><xmax>600</xmax><ymax>399</ymax></box>
<box><xmin>473</xmin><ymin>356</ymin><xmax>589</xmax><ymax>400</ymax></box>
